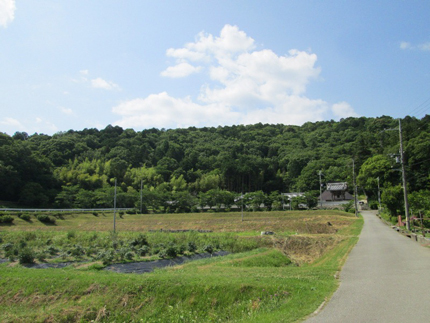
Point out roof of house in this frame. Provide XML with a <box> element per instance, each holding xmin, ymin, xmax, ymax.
<box><xmin>326</xmin><ymin>182</ymin><xmax>348</xmax><ymax>191</ymax></box>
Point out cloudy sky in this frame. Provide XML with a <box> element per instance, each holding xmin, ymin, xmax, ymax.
<box><xmin>1</xmin><ymin>1</ymin><xmax>429</xmax><ymax>135</ymax></box>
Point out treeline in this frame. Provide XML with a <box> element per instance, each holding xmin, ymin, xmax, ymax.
<box><xmin>1</xmin><ymin>115</ymin><xmax>429</xmax><ymax>214</ymax></box>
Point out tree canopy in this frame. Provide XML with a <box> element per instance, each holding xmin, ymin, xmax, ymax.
<box><xmin>1</xmin><ymin>115</ymin><xmax>429</xmax><ymax>212</ymax></box>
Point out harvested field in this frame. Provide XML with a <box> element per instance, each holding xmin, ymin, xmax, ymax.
<box><xmin>2</xmin><ymin>210</ymin><xmax>355</xmax><ymax>234</ymax></box>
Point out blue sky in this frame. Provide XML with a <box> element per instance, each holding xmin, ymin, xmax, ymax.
<box><xmin>1</xmin><ymin>1</ymin><xmax>429</xmax><ymax>135</ymax></box>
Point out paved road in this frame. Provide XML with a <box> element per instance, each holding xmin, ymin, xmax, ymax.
<box><xmin>305</xmin><ymin>210</ymin><xmax>430</xmax><ymax>323</ymax></box>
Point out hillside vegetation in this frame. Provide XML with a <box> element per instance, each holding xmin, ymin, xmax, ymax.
<box><xmin>1</xmin><ymin>115</ymin><xmax>429</xmax><ymax>220</ymax></box>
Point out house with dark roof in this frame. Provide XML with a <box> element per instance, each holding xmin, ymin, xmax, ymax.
<box><xmin>319</xmin><ymin>182</ymin><xmax>353</xmax><ymax>202</ymax></box>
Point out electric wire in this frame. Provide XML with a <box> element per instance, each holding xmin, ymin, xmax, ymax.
<box><xmin>407</xmin><ymin>96</ymin><xmax>430</xmax><ymax>119</ymax></box>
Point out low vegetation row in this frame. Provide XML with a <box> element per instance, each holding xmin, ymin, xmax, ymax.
<box><xmin>0</xmin><ymin>230</ymin><xmax>263</xmax><ymax>266</ymax></box>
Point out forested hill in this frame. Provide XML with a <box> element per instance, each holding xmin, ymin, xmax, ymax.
<box><xmin>1</xmin><ymin>115</ymin><xmax>429</xmax><ymax>212</ymax></box>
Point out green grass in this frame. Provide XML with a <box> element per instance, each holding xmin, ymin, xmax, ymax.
<box><xmin>0</xmin><ymin>210</ymin><xmax>363</xmax><ymax>322</ymax></box>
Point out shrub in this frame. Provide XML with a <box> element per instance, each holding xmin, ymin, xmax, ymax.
<box><xmin>18</xmin><ymin>247</ymin><xmax>35</xmax><ymax>264</ymax></box>
<box><xmin>37</xmin><ymin>214</ymin><xmax>55</xmax><ymax>224</ymax></box>
<box><xmin>0</xmin><ymin>215</ymin><xmax>14</xmax><ymax>224</ymax></box>
<box><xmin>5</xmin><ymin>246</ymin><xmax>19</xmax><ymax>259</ymax></box>
<box><xmin>178</xmin><ymin>244</ymin><xmax>187</xmax><ymax>254</ymax></box>
<box><xmin>2</xmin><ymin>242</ymin><xmax>14</xmax><ymax>252</ymax></box>
<box><xmin>203</xmin><ymin>244</ymin><xmax>214</xmax><ymax>254</ymax></box>
<box><xmin>69</xmin><ymin>244</ymin><xmax>85</xmax><ymax>257</ymax></box>
<box><xmin>152</xmin><ymin>243</ymin><xmax>165</xmax><ymax>254</ymax></box>
<box><xmin>343</xmin><ymin>200</ymin><xmax>354</xmax><ymax>213</ymax></box>
<box><xmin>67</xmin><ymin>231</ymin><xmax>76</xmax><ymax>240</ymax></box>
<box><xmin>118</xmin><ymin>248</ymin><xmax>130</xmax><ymax>261</ymax></box>
<box><xmin>137</xmin><ymin>245</ymin><xmax>150</xmax><ymax>257</ymax></box>
<box><xmin>124</xmin><ymin>251</ymin><xmax>134</xmax><ymax>260</ymax></box>
<box><xmin>85</xmin><ymin>247</ymin><xmax>96</xmax><ymax>257</ymax></box>
<box><xmin>45</xmin><ymin>246</ymin><xmax>59</xmax><ymax>255</ymax></box>
<box><xmin>370</xmin><ymin>201</ymin><xmax>379</xmax><ymax>210</ymax></box>
<box><xmin>18</xmin><ymin>213</ymin><xmax>31</xmax><ymax>221</ymax></box>
<box><xmin>102</xmin><ymin>254</ymin><xmax>114</xmax><ymax>266</ymax></box>
<box><xmin>128</xmin><ymin>234</ymin><xmax>148</xmax><ymax>248</ymax></box>
<box><xmin>187</xmin><ymin>241</ymin><xmax>197</xmax><ymax>253</ymax></box>
<box><xmin>160</xmin><ymin>245</ymin><xmax>178</xmax><ymax>259</ymax></box>
<box><xmin>18</xmin><ymin>240</ymin><xmax>27</xmax><ymax>248</ymax></box>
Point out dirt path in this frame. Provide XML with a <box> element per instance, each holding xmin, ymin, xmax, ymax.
<box><xmin>305</xmin><ymin>210</ymin><xmax>430</xmax><ymax>322</ymax></box>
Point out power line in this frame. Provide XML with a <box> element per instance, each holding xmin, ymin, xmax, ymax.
<box><xmin>406</xmin><ymin>157</ymin><xmax>430</xmax><ymax>168</ymax></box>
<box><xmin>407</xmin><ymin>96</ymin><xmax>430</xmax><ymax>118</ymax></box>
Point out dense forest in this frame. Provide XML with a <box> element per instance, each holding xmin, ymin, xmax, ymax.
<box><xmin>1</xmin><ymin>115</ymin><xmax>429</xmax><ymax>215</ymax></box>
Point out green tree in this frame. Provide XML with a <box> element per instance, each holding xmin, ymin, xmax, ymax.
<box><xmin>19</xmin><ymin>182</ymin><xmax>49</xmax><ymax>207</ymax></box>
<box><xmin>243</xmin><ymin>191</ymin><xmax>266</xmax><ymax>211</ymax></box>
<box><xmin>55</xmin><ymin>185</ymin><xmax>79</xmax><ymax>208</ymax></box>
<box><xmin>409</xmin><ymin>190</ymin><xmax>430</xmax><ymax>217</ymax></box>
<box><xmin>357</xmin><ymin>155</ymin><xmax>395</xmax><ymax>199</ymax></box>
<box><xmin>381</xmin><ymin>185</ymin><xmax>404</xmax><ymax>218</ymax></box>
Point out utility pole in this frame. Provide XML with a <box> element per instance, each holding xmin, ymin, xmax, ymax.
<box><xmin>380</xmin><ymin>120</ymin><xmax>410</xmax><ymax>230</ymax></box>
<box><xmin>377</xmin><ymin>176</ymin><xmax>381</xmax><ymax>210</ymax></box>
<box><xmin>241</xmin><ymin>192</ymin><xmax>244</xmax><ymax>222</ymax></box>
<box><xmin>352</xmin><ymin>159</ymin><xmax>359</xmax><ymax>217</ymax></box>
<box><xmin>140</xmin><ymin>179</ymin><xmax>143</xmax><ymax>214</ymax></box>
<box><xmin>113</xmin><ymin>178</ymin><xmax>117</xmax><ymax>233</ymax></box>
<box><xmin>399</xmin><ymin>120</ymin><xmax>411</xmax><ymax>230</ymax></box>
<box><xmin>319</xmin><ymin>171</ymin><xmax>323</xmax><ymax>208</ymax></box>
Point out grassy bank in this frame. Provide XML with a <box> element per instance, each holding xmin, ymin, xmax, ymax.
<box><xmin>0</xmin><ymin>211</ymin><xmax>363</xmax><ymax>322</ymax></box>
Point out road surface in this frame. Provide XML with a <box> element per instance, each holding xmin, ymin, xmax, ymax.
<box><xmin>305</xmin><ymin>210</ymin><xmax>430</xmax><ymax>322</ymax></box>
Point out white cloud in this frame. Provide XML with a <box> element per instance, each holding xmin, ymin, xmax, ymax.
<box><xmin>161</xmin><ymin>62</ymin><xmax>202</xmax><ymax>78</ymax></box>
<box><xmin>60</xmin><ymin>107</ymin><xmax>73</xmax><ymax>115</ymax></box>
<box><xmin>400</xmin><ymin>41</ymin><xmax>411</xmax><ymax>50</ymax></box>
<box><xmin>418</xmin><ymin>42</ymin><xmax>430</xmax><ymax>51</ymax></box>
<box><xmin>0</xmin><ymin>0</ymin><xmax>16</xmax><ymax>28</ymax></box>
<box><xmin>91</xmin><ymin>77</ymin><xmax>120</xmax><ymax>90</ymax></box>
<box><xmin>73</xmin><ymin>70</ymin><xmax>120</xmax><ymax>90</ymax></box>
<box><xmin>0</xmin><ymin>117</ymin><xmax>58</xmax><ymax>135</ymax></box>
<box><xmin>0</xmin><ymin>117</ymin><xmax>25</xmax><ymax>130</ymax></box>
<box><xmin>34</xmin><ymin>118</ymin><xmax>58</xmax><ymax>133</ymax></box>
<box><xmin>331</xmin><ymin>102</ymin><xmax>359</xmax><ymax>119</ymax></box>
<box><xmin>113</xmin><ymin>92</ymin><xmax>239</xmax><ymax>129</ymax></box>
<box><xmin>400</xmin><ymin>41</ymin><xmax>430</xmax><ymax>51</ymax></box>
<box><xmin>113</xmin><ymin>25</ymin><xmax>356</xmax><ymax>129</ymax></box>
